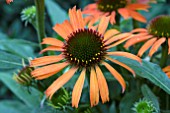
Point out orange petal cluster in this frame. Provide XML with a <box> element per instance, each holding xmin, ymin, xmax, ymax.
<box><xmin>162</xmin><ymin>66</ymin><xmax>170</xmax><ymax>78</ymax></box>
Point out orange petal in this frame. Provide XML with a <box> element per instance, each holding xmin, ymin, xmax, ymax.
<box><xmin>166</xmin><ymin>72</ymin><xmax>170</xmax><ymax>78</ymax></box>
<box><xmin>118</xmin><ymin>8</ymin><xmax>130</xmax><ymax>19</ymax></box>
<box><xmin>83</xmin><ymin>3</ymin><xmax>97</xmax><ymax>11</ymax></box>
<box><xmin>45</xmin><ymin>67</ymin><xmax>78</xmax><ymax>99</ymax></box>
<box><xmin>104</xmin><ymin>29</ymin><xmax>120</xmax><ymax>41</ymax></box>
<box><xmin>168</xmin><ymin>38</ymin><xmax>170</xmax><ymax>54</ymax></box>
<box><xmin>131</xmin><ymin>28</ymin><xmax>148</xmax><ymax>33</ymax></box>
<box><xmin>84</xmin><ymin>16</ymin><xmax>93</xmax><ymax>25</ymax></box>
<box><xmin>30</xmin><ymin>54</ymin><xmax>64</xmax><ymax>67</ymax></box>
<box><xmin>31</xmin><ymin>62</ymin><xmax>69</xmax><ymax>77</ymax></box>
<box><xmin>107</xmin><ymin>51</ymin><xmax>142</xmax><ymax>63</ymax></box>
<box><xmin>35</xmin><ymin>71</ymin><xmax>58</xmax><ymax>80</ymax></box>
<box><xmin>137</xmin><ymin>38</ymin><xmax>157</xmax><ymax>57</ymax></box>
<box><xmin>124</xmin><ymin>33</ymin><xmax>151</xmax><ymax>48</ymax></box>
<box><xmin>110</xmin><ymin>11</ymin><xmax>116</xmax><ymax>24</ymax></box>
<box><xmin>6</xmin><ymin>0</ymin><xmax>13</xmax><ymax>4</ymax></box>
<box><xmin>53</xmin><ymin>24</ymin><xmax>68</xmax><ymax>39</ymax></box>
<box><xmin>69</xmin><ymin>7</ymin><xmax>79</xmax><ymax>31</ymax></box>
<box><xmin>106</xmin><ymin>35</ymin><xmax>134</xmax><ymax>49</ymax></box>
<box><xmin>106</xmin><ymin>57</ymin><xmax>136</xmax><ymax>77</ymax></box>
<box><xmin>127</xmin><ymin>9</ymin><xmax>147</xmax><ymax>23</ymax></box>
<box><xmin>105</xmin><ymin>33</ymin><xmax>132</xmax><ymax>45</ymax></box>
<box><xmin>77</xmin><ymin>9</ymin><xmax>85</xmax><ymax>29</ymax></box>
<box><xmin>149</xmin><ymin>37</ymin><xmax>166</xmax><ymax>57</ymax></box>
<box><xmin>41</xmin><ymin>38</ymin><xmax>64</xmax><ymax>47</ymax></box>
<box><xmin>72</xmin><ymin>69</ymin><xmax>86</xmax><ymax>108</ymax></box>
<box><xmin>40</xmin><ymin>46</ymin><xmax>63</xmax><ymax>54</ymax></box>
<box><xmin>162</xmin><ymin>66</ymin><xmax>170</xmax><ymax>73</ymax></box>
<box><xmin>98</xmin><ymin>16</ymin><xmax>110</xmax><ymax>35</ymax></box>
<box><xmin>62</xmin><ymin>20</ymin><xmax>74</xmax><ymax>36</ymax></box>
<box><xmin>95</xmin><ymin>65</ymin><xmax>109</xmax><ymax>103</ymax></box>
<box><xmin>90</xmin><ymin>67</ymin><xmax>99</xmax><ymax>107</ymax></box>
<box><xmin>126</xmin><ymin>4</ymin><xmax>150</xmax><ymax>11</ymax></box>
<box><xmin>102</xmin><ymin>62</ymin><xmax>126</xmax><ymax>93</ymax></box>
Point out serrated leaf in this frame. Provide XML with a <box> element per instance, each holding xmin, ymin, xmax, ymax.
<box><xmin>0</xmin><ymin>72</ymin><xmax>41</xmax><ymax>108</ymax></box>
<box><xmin>0</xmin><ymin>50</ymin><xmax>22</xmax><ymax>69</ymax></box>
<box><xmin>112</xmin><ymin>56</ymin><xmax>170</xmax><ymax>95</ymax></box>
<box><xmin>141</xmin><ymin>84</ymin><xmax>160</xmax><ymax>112</ymax></box>
<box><xmin>45</xmin><ymin>0</ymin><xmax>68</xmax><ymax>25</ymax></box>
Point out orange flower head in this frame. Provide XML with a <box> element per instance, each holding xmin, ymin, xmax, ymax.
<box><xmin>6</xmin><ymin>0</ymin><xmax>13</xmax><ymax>4</ymax></box>
<box><xmin>124</xmin><ymin>15</ymin><xmax>170</xmax><ymax>57</ymax></box>
<box><xmin>83</xmin><ymin>0</ymin><xmax>150</xmax><ymax>24</ymax></box>
<box><xmin>30</xmin><ymin>7</ymin><xmax>141</xmax><ymax>108</ymax></box>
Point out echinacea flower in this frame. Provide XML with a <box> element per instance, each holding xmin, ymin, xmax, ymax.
<box><xmin>6</xmin><ymin>0</ymin><xmax>13</xmax><ymax>4</ymax></box>
<box><xmin>162</xmin><ymin>66</ymin><xmax>170</xmax><ymax>78</ymax></box>
<box><xmin>124</xmin><ymin>15</ymin><xmax>170</xmax><ymax>57</ymax></box>
<box><xmin>30</xmin><ymin>7</ymin><xmax>141</xmax><ymax>108</ymax></box>
<box><xmin>83</xmin><ymin>0</ymin><xmax>150</xmax><ymax>24</ymax></box>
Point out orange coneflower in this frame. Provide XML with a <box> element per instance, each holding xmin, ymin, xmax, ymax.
<box><xmin>162</xmin><ymin>66</ymin><xmax>170</xmax><ymax>78</ymax></box>
<box><xmin>30</xmin><ymin>7</ymin><xmax>141</xmax><ymax>108</ymax></box>
<box><xmin>124</xmin><ymin>15</ymin><xmax>170</xmax><ymax>57</ymax></box>
<box><xmin>6</xmin><ymin>0</ymin><xmax>13</xmax><ymax>4</ymax></box>
<box><xmin>82</xmin><ymin>0</ymin><xmax>151</xmax><ymax>24</ymax></box>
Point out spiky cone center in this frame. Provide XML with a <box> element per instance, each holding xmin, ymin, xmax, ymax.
<box><xmin>147</xmin><ymin>15</ymin><xmax>170</xmax><ymax>38</ymax></box>
<box><xmin>63</xmin><ymin>28</ymin><xmax>107</xmax><ymax>68</ymax></box>
<box><xmin>97</xmin><ymin>0</ymin><xmax>127</xmax><ymax>12</ymax></box>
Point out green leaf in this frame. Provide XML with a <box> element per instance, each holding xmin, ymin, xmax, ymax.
<box><xmin>0</xmin><ymin>100</ymin><xmax>31</xmax><ymax>113</ymax></box>
<box><xmin>0</xmin><ymin>51</ymin><xmax>22</xmax><ymax>69</ymax></box>
<box><xmin>0</xmin><ymin>72</ymin><xmax>41</xmax><ymax>108</ymax></box>
<box><xmin>0</xmin><ymin>39</ymin><xmax>38</xmax><ymax>58</ymax></box>
<box><xmin>112</xmin><ymin>56</ymin><xmax>170</xmax><ymax>95</ymax></box>
<box><xmin>141</xmin><ymin>84</ymin><xmax>160</xmax><ymax>112</ymax></box>
<box><xmin>45</xmin><ymin>0</ymin><xmax>68</xmax><ymax>25</ymax></box>
<box><xmin>119</xmin><ymin>91</ymin><xmax>140</xmax><ymax>113</ymax></box>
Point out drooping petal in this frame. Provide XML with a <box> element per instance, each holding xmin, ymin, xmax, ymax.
<box><xmin>45</xmin><ymin>67</ymin><xmax>78</xmax><ymax>99</ymax></box>
<box><xmin>166</xmin><ymin>72</ymin><xmax>170</xmax><ymax>78</ymax></box>
<box><xmin>90</xmin><ymin>67</ymin><xmax>99</xmax><ymax>107</ymax></box>
<box><xmin>107</xmin><ymin>51</ymin><xmax>142</xmax><ymax>63</ymax></box>
<box><xmin>95</xmin><ymin>65</ymin><xmax>109</xmax><ymax>103</ymax></box>
<box><xmin>35</xmin><ymin>71</ymin><xmax>58</xmax><ymax>80</ymax></box>
<box><xmin>149</xmin><ymin>37</ymin><xmax>166</xmax><ymax>57</ymax></box>
<box><xmin>127</xmin><ymin>9</ymin><xmax>147</xmax><ymax>23</ymax></box>
<box><xmin>83</xmin><ymin>3</ymin><xmax>97</xmax><ymax>11</ymax></box>
<box><xmin>124</xmin><ymin>33</ymin><xmax>152</xmax><ymax>48</ymax></box>
<box><xmin>41</xmin><ymin>38</ymin><xmax>64</xmax><ymax>47</ymax></box>
<box><xmin>105</xmin><ymin>33</ymin><xmax>132</xmax><ymax>45</ymax></box>
<box><xmin>162</xmin><ymin>66</ymin><xmax>170</xmax><ymax>73</ymax></box>
<box><xmin>110</xmin><ymin>11</ymin><xmax>116</xmax><ymax>24</ymax></box>
<box><xmin>72</xmin><ymin>69</ymin><xmax>86</xmax><ymax>108</ymax></box>
<box><xmin>131</xmin><ymin>28</ymin><xmax>148</xmax><ymax>33</ymax></box>
<box><xmin>106</xmin><ymin>57</ymin><xmax>136</xmax><ymax>77</ymax></box>
<box><xmin>62</xmin><ymin>20</ymin><xmax>74</xmax><ymax>36</ymax></box>
<box><xmin>6</xmin><ymin>0</ymin><xmax>13</xmax><ymax>4</ymax></box>
<box><xmin>31</xmin><ymin>62</ymin><xmax>69</xmax><ymax>77</ymax></box>
<box><xmin>102</xmin><ymin>62</ymin><xmax>126</xmax><ymax>93</ymax></box>
<box><xmin>40</xmin><ymin>46</ymin><xmax>63</xmax><ymax>54</ymax></box>
<box><xmin>126</xmin><ymin>4</ymin><xmax>150</xmax><ymax>11</ymax></box>
<box><xmin>137</xmin><ymin>38</ymin><xmax>157</xmax><ymax>57</ymax></box>
<box><xmin>168</xmin><ymin>38</ymin><xmax>170</xmax><ymax>54</ymax></box>
<box><xmin>30</xmin><ymin>54</ymin><xmax>64</xmax><ymax>67</ymax></box>
<box><xmin>118</xmin><ymin>8</ymin><xmax>130</xmax><ymax>19</ymax></box>
<box><xmin>98</xmin><ymin>16</ymin><xmax>110</xmax><ymax>35</ymax></box>
<box><xmin>106</xmin><ymin>35</ymin><xmax>134</xmax><ymax>49</ymax></box>
<box><xmin>104</xmin><ymin>29</ymin><xmax>120</xmax><ymax>41</ymax></box>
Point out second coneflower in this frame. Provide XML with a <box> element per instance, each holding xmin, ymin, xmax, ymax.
<box><xmin>124</xmin><ymin>15</ymin><xmax>170</xmax><ymax>57</ymax></box>
<box><xmin>30</xmin><ymin>7</ymin><xmax>141</xmax><ymax>108</ymax></box>
<box><xmin>83</xmin><ymin>0</ymin><xmax>151</xmax><ymax>24</ymax></box>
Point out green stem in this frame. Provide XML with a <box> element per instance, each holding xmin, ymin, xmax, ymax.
<box><xmin>160</xmin><ymin>42</ymin><xmax>168</xmax><ymax>68</ymax></box>
<box><xmin>166</xmin><ymin>93</ymin><xmax>169</xmax><ymax>110</ymax></box>
<box><xmin>34</xmin><ymin>0</ymin><xmax>46</xmax><ymax>50</ymax></box>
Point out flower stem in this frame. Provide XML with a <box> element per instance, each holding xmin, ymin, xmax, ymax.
<box><xmin>160</xmin><ymin>42</ymin><xmax>168</xmax><ymax>68</ymax></box>
<box><xmin>34</xmin><ymin>0</ymin><xmax>46</xmax><ymax>50</ymax></box>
